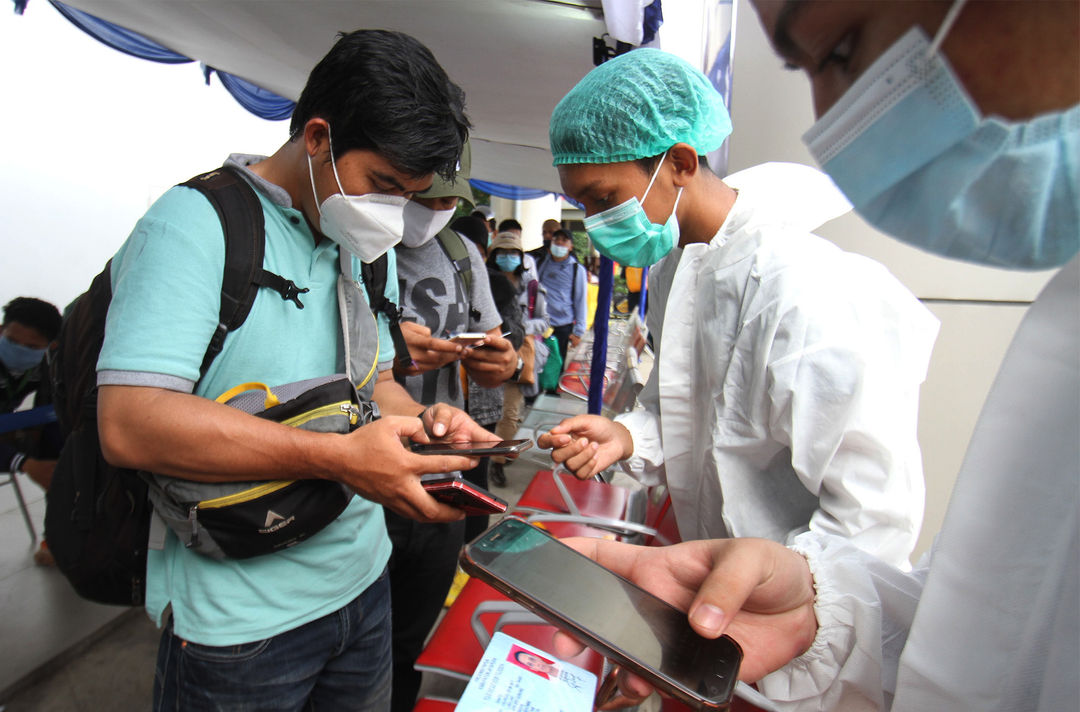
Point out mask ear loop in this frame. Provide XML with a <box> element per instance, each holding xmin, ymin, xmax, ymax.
<box><xmin>324</xmin><ymin>124</ymin><xmax>352</xmax><ymax>198</ymax></box>
<box><xmin>926</xmin><ymin>0</ymin><xmax>969</xmax><ymax>58</ymax></box>
<box><xmin>641</xmin><ymin>151</ymin><xmax>683</xmax><ymax>222</ymax></box>
<box><xmin>640</xmin><ymin>150</ymin><xmax>669</xmax><ymax>204</ymax></box>
<box><xmin>307</xmin><ymin>153</ymin><xmax>323</xmax><ymax>218</ymax></box>
<box><xmin>308</xmin><ymin>123</ymin><xmax>343</xmax><ymax>218</ymax></box>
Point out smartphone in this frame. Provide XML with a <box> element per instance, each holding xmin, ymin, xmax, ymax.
<box><xmin>411</xmin><ymin>439</ymin><xmax>533</xmax><ymax>457</ymax></box>
<box><xmin>474</xmin><ymin>330</ymin><xmax>512</xmax><ymax>347</ymax></box>
<box><xmin>461</xmin><ymin>517</ymin><xmax>742</xmax><ymax>710</ymax></box>
<box><xmin>449</xmin><ymin>332</ymin><xmax>488</xmax><ymax>344</ymax></box>
<box><xmin>421</xmin><ymin>475</ymin><xmax>509</xmax><ymax>515</ymax></box>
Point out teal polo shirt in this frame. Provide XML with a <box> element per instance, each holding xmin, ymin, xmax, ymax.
<box><xmin>98</xmin><ymin>156</ymin><xmax>395</xmax><ymax>646</ymax></box>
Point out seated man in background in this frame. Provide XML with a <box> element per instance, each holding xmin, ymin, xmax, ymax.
<box><xmin>1</xmin><ymin>296</ymin><xmax>62</xmax><ymax>565</ymax></box>
<box><xmin>1</xmin><ymin>296</ymin><xmax>61</xmax><ymax>489</ymax></box>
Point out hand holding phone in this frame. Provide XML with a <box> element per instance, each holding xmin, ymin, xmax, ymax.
<box><xmin>411</xmin><ymin>439</ymin><xmax>533</xmax><ymax>457</ymax></box>
<box><xmin>461</xmin><ymin>518</ymin><xmax>743</xmax><ymax>710</ymax></box>
<box><xmin>421</xmin><ymin>475</ymin><xmax>508</xmax><ymax>515</ymax></box>
<box><xmin>398</xmin><ymin>321</ymin><xmax>464</xmax><ymax>374</ymax></box>
<box><xmin>449</xmin><ymin>332</ymin><xmax>488</xmax><ymax>346</ymax></box>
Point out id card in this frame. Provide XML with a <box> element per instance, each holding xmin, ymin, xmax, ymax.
<box><xmin>454</xmin><ymin>632</ymin><xmax>597</xmax><ymax>712</ymax></box>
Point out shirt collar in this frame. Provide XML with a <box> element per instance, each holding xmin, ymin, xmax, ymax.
<box><xmin>223</xmin><ymin>153</ymin><xmax>294</xmax><ymax>209</ymax></box>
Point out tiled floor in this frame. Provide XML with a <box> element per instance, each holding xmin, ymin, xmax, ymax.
<box><xmin>0</xmin><ymin>452</ymin><xmax>546</xmax><ymax>710</ymax></box>
<box><xmin>0</xmin><ymin>473</ymin><xmax>130</xmax><ymax>705</ymax></box>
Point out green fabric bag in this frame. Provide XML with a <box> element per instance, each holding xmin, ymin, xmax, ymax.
<box><xmin>537</xmin><ymin>335</ymin><xmax>563</xmax><ymax>392</ymax></box>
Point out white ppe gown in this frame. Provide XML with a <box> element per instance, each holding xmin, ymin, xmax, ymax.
<box><xmin>616</xmin><ymin>162</ymin><xmax>940</xmax><ymax>568</ymax></box>
<box><xmin>760</xmin><ymin>256</ymin><xmax>1079</xmax><ymax>711</ymax></box>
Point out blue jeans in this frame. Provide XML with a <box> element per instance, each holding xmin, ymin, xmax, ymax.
<box><xmin>154</xmin><ymin>569</ymin><xmax>391</xmax><ymax>712</ymax></box>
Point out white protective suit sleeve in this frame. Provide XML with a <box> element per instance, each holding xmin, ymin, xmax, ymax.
<box><xmin>614</xmin><ymin>348</ymin><xmax>666</xmax><ymax>487</ymax></box>
<box><xmin>758</xmin><ymin>531</ymin><xmax>928</xmax><ymax>712</ymax></box>
<box><xmin>764</xmin><ymin>263</ymin><xmax>937</xmax><ymax>566</ymax></box>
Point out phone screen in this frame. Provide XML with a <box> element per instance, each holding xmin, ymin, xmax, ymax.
<box><xmin>411</xmin><ymin>439</ymin><xmax>533</xmax><ymax>456</ymax></box>
<box><xmin>463</xmin><ymin>518</ymin><xmax>741</xmax><ymax>708</ymax></box>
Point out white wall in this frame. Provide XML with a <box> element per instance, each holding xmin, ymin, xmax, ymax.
<box><xmin>490</xmin><ymin>195</ymin><xmax>562</xmax><ymax>252</ymax></box>
<box><xmin>727</xmin><ymin>0</ymin><xmax>1054</xmax><ymax>560</ymax></box>
<box><xmin>0</xmin><ymin>3</ymin><xmax>286</xmax><ymax>313</ymax></box>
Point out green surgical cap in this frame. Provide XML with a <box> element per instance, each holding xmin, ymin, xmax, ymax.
<box><xmin>549</xmin><ymin>48</ymin><xmax>732</xmax><ymax>165</ymax></box>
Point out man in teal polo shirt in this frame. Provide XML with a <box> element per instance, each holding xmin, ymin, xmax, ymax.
<box><xmin>96</xmin><ymin>30</ymin><xmax>488</xmax><ymax>711</ymax></box>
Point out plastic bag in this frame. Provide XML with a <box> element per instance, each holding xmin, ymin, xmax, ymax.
<box><xmin>537</xmin><ymin>335</ymin><xmax>563</xmax><ymax>392</ymax></box>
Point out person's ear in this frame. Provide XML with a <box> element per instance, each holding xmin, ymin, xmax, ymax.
<box><xmin>668</xmin><ymin>143</ymin><xmax>700</xmax><ymax>187</ymax></box>
<box><xmin>303</xmin><ymin>118</ymin><xmax>331</xmax><ymax>161</ymax></box>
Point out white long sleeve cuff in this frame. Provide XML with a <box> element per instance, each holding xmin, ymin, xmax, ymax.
<box><xmin>614</xmin><ymin>408</ymin><xmax>665</xmax><ymax>487</ymax></box>
<box><xmin>757</xmin><ymin>531</ymin><xmax>926</xmax><ymax>712</ymax></box>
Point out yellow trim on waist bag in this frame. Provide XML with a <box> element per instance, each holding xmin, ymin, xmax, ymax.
<box><xmin>355</xmin><ymin>306</ymin><xmax>379</xmax><ymax>390</ymax></box>
<box><xmin>197</xmin><ymin>480</ymin><xmax>293</xmax><ymax>509</ymax></box>
<box><xmin>282</xmin><ymin>401</ymin><xmax>355</xmax><ymax>428</ymax></box>
<box><xmin>215</xmin><ymin>382</ymin><xmax>280</xmax><ymax>409</ymax></box>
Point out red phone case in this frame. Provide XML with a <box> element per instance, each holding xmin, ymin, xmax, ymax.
<box><xmin>422</xmin><ymin>478</ymin><xmax>508</xmax><ymax>515</ymax></box>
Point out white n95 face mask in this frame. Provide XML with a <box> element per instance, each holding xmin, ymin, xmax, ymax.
<box><xmin>307</xmin><ymin>131</ymin><xmax>408</xmax><ymax>264</ymax></box>
<box><xmin>401</xmin><ymin>200</ymin><xmax>456</xmax><ymax>248</ymax></box>
<box><xmin>803</xmin><ymin>19</ymin><xmax>1080</xmax><ymax>270</ymax></box>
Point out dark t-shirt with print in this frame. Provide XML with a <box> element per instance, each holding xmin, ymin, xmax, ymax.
<box><xmin>394</xmin><ymin>233</ymin><xmax>501</xmax><ymax>408</ymax></box>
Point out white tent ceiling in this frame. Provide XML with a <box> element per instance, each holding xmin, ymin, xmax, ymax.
<box><xmin>58</xmin><ymin>0</ymin><xmax>617</xmax><ymax>193</ymax></box>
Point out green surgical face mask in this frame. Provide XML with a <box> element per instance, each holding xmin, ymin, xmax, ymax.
<box><xmin>583</xmin><ymin>152</ymin><xmax>682</xmax><ymax>267</ymax></box>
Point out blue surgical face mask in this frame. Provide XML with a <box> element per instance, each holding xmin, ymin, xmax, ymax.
<box><xmin>0</xmin><ymin>335</ymin><xmax>46</xmax><ymax>375</ymax></box>
<box><xmin>584</xmin><ymin>152</ymin><xmax>683</xmax><ymax>268</ymax></box>
<box><xmin>495</xmin><ymin>253</ymin><xmax>523</xmax><ymax>273</ymax></box>
<box><xmin>804</xmin><ymin>19</ymin><xmax>1080</xmax><ymax>270</ymax></box>
<box><xmin>549</xmin><ymin>244</ymin><xmax>571</xmax><ymax>259</ymax></box>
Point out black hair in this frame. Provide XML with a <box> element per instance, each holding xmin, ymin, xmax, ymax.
<box><xmin>552</xmin><ymin>228</ymin><xmax>573</xmax><ymax>242</ymax></box>
<box><xmin>451</xmin><ymin>215</ymin><xmax>490</xmax><ymax>251</ymax></box>
<box><xmin>497</xmin><ymin>218</ymin><xmax>523</xmax><ymax>233</ymax></box>
<box><xmin>470</xmin><ymin>211</ymin><xmax>496</xmax><ymax>231</ymax></box>
<box><xmin>2</xmin><ymin>297</ymin><xmax>61</xmax><ymax>341</ymax></box>
<box><xmin>635</xmin><ymin>153</ymin><xmax>711</xmax><ymax>175</ymax></box>
<box><xmin>290</xmin><ymin>29</ymin><xmax>470</xmax><ymax>180</ymax></box>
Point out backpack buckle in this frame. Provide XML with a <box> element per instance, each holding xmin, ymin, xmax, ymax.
<box><xmin>280</xmin><ymin>280</ymin><xmax>309</xmax><ymax>309</ymax></box>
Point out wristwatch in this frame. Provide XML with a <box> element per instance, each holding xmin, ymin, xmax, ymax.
<box><xmin>512</xmin><ymin>356</ymin><xmax>524</xmax><ymax>381</ymax></box>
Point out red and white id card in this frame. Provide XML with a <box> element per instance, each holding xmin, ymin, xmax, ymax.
<box><xmin>454</xmin><ymin>632</ymin><xmax>597</xmax><ymax>712</ymax></box>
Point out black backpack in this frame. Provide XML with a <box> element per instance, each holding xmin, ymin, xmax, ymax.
<box><xmin>46</xmin><ymin>167</ymin><xmax>401</xmax><ymax>606</ymax></box>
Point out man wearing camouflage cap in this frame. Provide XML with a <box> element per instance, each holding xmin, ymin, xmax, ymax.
<box><xmin>389</xmin><ymin>139</ymin><xmax>517</xmax><ymax>712</ymax></box>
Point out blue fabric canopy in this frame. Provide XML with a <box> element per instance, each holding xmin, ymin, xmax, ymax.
<box><xmin>49</xmin><ymin>1</ymin><xmax>296</xmax><ymax>121</ymax></box>
<box><xmin>202</xmin><ymin>65</ymin><xmax>296</xmax><ymax>122</ymax></box>
<box><xmin>642</xmin><ymin>0</ymin><xmax>663</xmax><ymax>44</ymax></box>
<box><xmin>50</xmin><ymin>0</ymin><xmax>190</xmax><ymax>64</ymax></box>
<box><xmin>37</xmin><ymin>2</ymin><xmax>570</xmax><ymax>196</ymax></box>
<box><xmin>468</xmin><ymin>179</ymin><xmax>553</xmax><ymax>202</ymax></box>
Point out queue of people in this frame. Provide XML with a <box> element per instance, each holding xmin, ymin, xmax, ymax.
<box><xmin>6</xmin><ymin>1</ymin><xmax>1075</xmax><ymax>710</ymax></box>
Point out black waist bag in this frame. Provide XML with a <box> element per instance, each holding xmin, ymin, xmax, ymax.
<box><xmin>144</xmin><ymin>375</ymin><xmax>378</xmax><ymax>559</ymax></box>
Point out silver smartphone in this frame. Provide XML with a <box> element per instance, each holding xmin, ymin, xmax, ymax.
<box><xmin>461</xmin><ymin>517</ymin><xmax>742</xmax><ymax>710</ymax></box>
<box><xmin>411</xmin><ymin>439</ymin><xmax>533</xmax><ymax>457</ymax></box>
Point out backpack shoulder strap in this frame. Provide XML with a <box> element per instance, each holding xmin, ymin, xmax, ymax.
<box><xmin>181</xmin><ymin>167</ymin><xmax>307</xmax><ymax>379</ymax></box>
<box><xmin>360</xmin><ymin>254</ymin><xmax>412</xmax><ymax>367</ymax></box>
<box><xmin>435</xmin><ymin>227</ymin><xmax>480</xmax><ymax>322</ymax></box>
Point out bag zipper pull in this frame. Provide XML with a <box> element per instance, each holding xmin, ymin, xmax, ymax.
<box><xmin>187</xmin><ymin>505</ymin><xmax>200</xmax><ymax>549</ymax></box>
<box><xmin>341</xmin><ymin>403</ymin><xmax>361</xmax><ymax>426</ymax></box>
